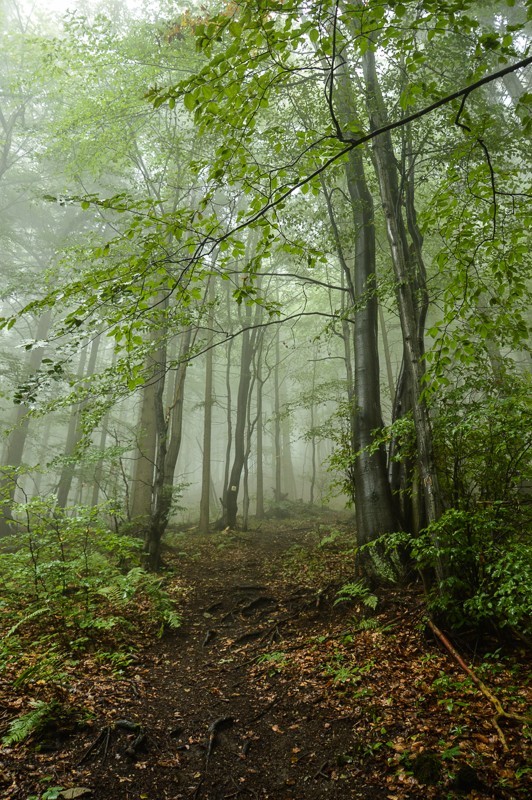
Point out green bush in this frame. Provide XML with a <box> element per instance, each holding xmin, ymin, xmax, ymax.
<box><xmin>421</xmin><ymin>372</ymin><xmax>532</xmax><ymax>634</ymax></box>
<box><xmin>0</xmin><ymin>496</ymin><xmax>181</xmax><ymax>685</ymax></box>
<box><xmin>412</xmin><ymin>508</ymin><xmax>531</xmax><ymax>634</ymax></box>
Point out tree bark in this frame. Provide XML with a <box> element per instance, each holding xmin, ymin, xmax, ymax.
<box><xmin>255</xmin><ymin>339</ymin><xmax>265</xmax><ymax>518</ymax></box>
<box><xmin>56</xmin><ymin>334</ymin><xmax>100</xmax><ymax>508</ymax></box>
<box><xmin>223</xmin><ymin>321</ymin><xmax>258</xmax><ymax>528</ymax></box>
<box><xmin>199</xmin><ymin>278</ymin><xmax>215</xmax><ymax>533</ymax></box>
<box><xmin>361</xmin><ymin>48</ymin><xmax>444</xmax><ymax>550</ymax></box>
<box><xmin>0</xmin><ymin>310</ymin><xmax>52</xmax><ymax>535</ymax></box>
<box><xmin>333</xmin><ymin>65</ymin><xmax>401</xmax><ymax>579</ymax></box>
<box><xmin>145</xmin><ymin>326</ymin><xmax>192</xmax><ymax>570</ymax></box>
<box><xmin>129</xmin><ymin>331</ymin><xmax>165</xmax><ymax>528</ymax></box>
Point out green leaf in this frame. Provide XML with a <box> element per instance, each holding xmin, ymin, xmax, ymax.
<box><xmin>183</xmin><ymin>92</ymin><xmax>196</xmax><ymax>112</ymax></box>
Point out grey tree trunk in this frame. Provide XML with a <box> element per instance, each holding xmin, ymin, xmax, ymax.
<box><xmin>255</xmin><ymin>341</ymin><xmax>265</xmax><ymax>518</ymax></box>
<box><xmin>223</xmin><ymin>321</ymin><xmax>258</xmax><ymax>528</ymax></box>
<box><xmin>199</xmin><ymin>279</ymin><xmax>215</xmax><ymax>533</ymax></box>
<box><xmin>56</xmin><ymin>334</ymin><xmax>101</xmax><ymax>508</ymax></box>
<box><xmin>361</xmin><ymin>48</ymin><xmax>444</xmax><ymax>545</ymax></box>
<box><xmin>129</xmin><ymin>331</ymin><xmax>165</xmax><ymax>528</ymax></box>
<box><xmin>0</xmin><ymin>309</ymin><xmax>52</xmax><ymax>536</ymax></box>
<box><xmin>145</xmin><ymin>327</ymin><xmax>192</xmax><ymax>570</ymax></box>
<box><xmin>333</xmin><ymin>66</ymin><xmax>401</xmax><ymax>579</ymax></box>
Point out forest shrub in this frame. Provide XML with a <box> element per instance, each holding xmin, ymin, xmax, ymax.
<box><xmin>0</xmin><ymin>496</ymin><xmax>181</xmax><ymax>683</ymax></box>
<box><xmin>424</xmin><ymin>373</ymin><xmax>532</xmax><ymax>634</ymax></box>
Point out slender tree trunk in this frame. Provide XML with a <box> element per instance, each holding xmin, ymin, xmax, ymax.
<box><xmin>242</xmin><ymin>359</ymin><xmax>258</xmax><ymax>531</ymax></box>
<box><xmin>89</xmin><ymin>345</ymin><xmax>117</xmax><ymax>507</ymax></box>
<box><xmin>199</xmin><ymin>279</ymin><xmax>215</xmax><ymax>533</ymax></box>
<box><xmin>56</xmin><ymin>334</ymin><xmax>100</xmax><ymax>508</ymax></box>
<box><xmin>255</xmin><ymin>344</ymin><xmax>265</xmax><ymax>518</ymax></box>
<box><xmin>145</xmin><ymin>326</ymin><xmax>192</xmax><ymax>570</ymax></box>
<box><xmin>0</xmin><ymin>310</ymin><xmax>52</xmax><ymax>535</ymax></box>
<box><xmin>309</xmin><ymin>355</ymin><xmax>317</xmax><ymax>506</ymax></box>
<box><xmin>273</xmin><ymin>325</ymin><xmax>282</xmax><ymax>504</ymax></box>
<box><xmin>281</xmin><ymin>396</ymin><xmax>296</xmax><ymax>499</ymax></box>
<box><xmin>362</xmin><ymin>49</ymin><xmax>444</xmax><ymax>545</ymax></box>
<box><xmin>333</xmin><ymin>65</ymin><xmax>401</xmax><ymax>579</ymax></box>
<box><xmin>222</xmin><ymin>283</ymin><xmax>234</xmax><ymax>511</ymax></box>
<box><xmin>379</xmin><ymin>304</ymin><xmax>395</xmax><ymax>403</ymax></box>
<box><xmin>129</xmin><ymin>330</ymin><xmax>165</xmax><ymax>528</ymax></box>
<box><xmin>33</xmin><ymin>423</ymin><xmax>51</xmax><ymax>495</ymax></box>
<box><xmin>223</xmin><ymin>323</ymin><xmax>258</xmax><ymax>528</ymax></box>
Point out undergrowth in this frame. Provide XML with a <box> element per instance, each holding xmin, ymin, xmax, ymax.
<box><xmin>0</xmin><ymin>496</ymin><xmax>183</xmax><ymax>741</ymax></box>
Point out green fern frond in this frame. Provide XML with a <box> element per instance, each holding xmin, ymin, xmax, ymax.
<box><xmin>163</xmin><ymin>609</ymin><xmax>182</xmax><ymax>629</ymax></box>
<box><xmin>334</xmin><ymin>581</ymin><xmax>378</xmax><ymax>610</ymax></box>
<box><xmin>2</xmin><ymin>700</ymin><xmax>59</xmax><ymax>745</ymax></box>
<box><xmin>5</xmin><ymin>607</ymin><xmax>50</xmax><ymax>639</ymax></box>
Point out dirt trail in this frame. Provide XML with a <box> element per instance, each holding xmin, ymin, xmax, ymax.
<box><xmin>78</xmin><ymin>524</ymin><xmax>359</xmax><ymax>800</ymax></box>
<box><xmin>3</xmin><ymin>520</ymin><xmax>530</xmax><ymax>800</ymax></box>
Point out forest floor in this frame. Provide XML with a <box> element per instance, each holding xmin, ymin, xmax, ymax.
<box><xmin>0</xmin><ymin>511</ymin><xmax>530</xmax><ymax>800</ymax></box>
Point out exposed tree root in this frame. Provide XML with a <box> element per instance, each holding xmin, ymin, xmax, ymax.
<box><xmin>77</xmin><ymin>719</ymin><xmax>146</xmax><ymax>765</ymax></box>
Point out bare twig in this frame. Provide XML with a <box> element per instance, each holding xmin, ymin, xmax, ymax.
<box><xmin>428</xmin><ymin>620</ymin><xmax>531</xmax><ymax>752</ymax></box>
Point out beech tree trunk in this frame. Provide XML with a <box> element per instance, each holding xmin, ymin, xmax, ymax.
<box><xmin>145</xmin><ymin>326</ymin><xmax>193</xmax><ymax>570</ymax></box>
<box><xmin>0</xmin><ymin>310</ymin><xmax>52</xmax><ymax>535</ymax></box>
<box><xmin>255</xmin><ymin>343</ymin><xmax>265</xmax><ymax>518</ymax></box>
<box><xmin>56</xmin><ymin>334</ymin><xmax>100</xmax><ymax>508</ymax></box>
<box><xmin>361</xmin><ymin>49</ymin><xmax>444</xmax><ymax>548</ymax></box>
<box><xmin>129</xmin><ymin>331</ymin><xmax>165</xmax><ymax>527</ymax></box>
<box><xmin>223</xmin><ymin>322</ymin><xmax>258</xmax><ymax>528</ymax></box>
<box><xmin>199</xmin><ymin>279</ymin><xmax>215</xmax><ymax>533</ymax></box>
<box><xmin>333</xmin><ymin>65</ymin><xmax>401</xmax><ymax>580</ymax></box>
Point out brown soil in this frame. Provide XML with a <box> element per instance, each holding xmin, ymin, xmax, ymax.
<box><xmin>1</xmin><ymin>517</ymin><xmax>530</xmax><ymax>800</ymax></box>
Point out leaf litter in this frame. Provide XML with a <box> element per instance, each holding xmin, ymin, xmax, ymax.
<box><xmin>0</xmin><ymin>515</ymin><xmax>530</xmax><ymax>799</ymax></box>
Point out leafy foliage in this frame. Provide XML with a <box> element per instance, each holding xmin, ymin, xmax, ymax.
<box><xmin>0</xmin><ymin>496</ymin><xmax>182</xmax><ymax>687</ymax></box>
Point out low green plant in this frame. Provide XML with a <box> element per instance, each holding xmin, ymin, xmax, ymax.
<box><xmin>28</xmin><ymin>787</ymin><xmax>64</xmax><ymax>800</ymax></box>
<box><xmin>256</xmin><ymin>650</ymin><xmax>290</xmax><ymax>675</ymax></box>
<box><xmin>2</xmin><ymin>699</ymin><xmax>75</xmax><ymax>746</ymax></box>
<box><xmin>334</xmin><ymin>581</ymin><xmax>378</xmax><ymax>610</ymax></box>
<box><xmin>323</xmin><ymin>652</ymin><xmax>375</xmax><ymax>685</ymax></box>
<box><xmin>0</xmin><ymin>496</ymin><xmax>182</xmax><ymax>688</ymax></box>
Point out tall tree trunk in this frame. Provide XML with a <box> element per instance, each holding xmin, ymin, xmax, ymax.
<box><xmin>145</xmin><ymin>327</ymin><xmax>192</xmax><ymax>570</ymax></box>
<box><xmin>129</xmin><ymin>331</ymin><xmax>165</xmax><ymax>528</ymax></box>
<box><xmin>361</xmin><ymin>49</ymin><xmax>444</xmax><ymax>548</ymax></box>
<box><xmin>273</xmin><ymin>325</ymin><xmax>282</xmax><ymax>504</ymax></box>
<box><xmin>334</xmin><ymin>65</ymin><xmax>401</xmax><ymax>579</ymax></box>
<box><xmin>199</xmin><ymin>279</ymin><xmax>215</xmax><ymax>533</ymax></box>
<box><xmin>223</xmin><ymin>322</ymin><xmax>258</xmax><ymax>528</ymax></box>
<box><xmin>0</xmin><ymin>310</ymin><xmax>52</xmax><ymax>535</ymax></box>
<box><xmin>90</xmin><ymin>348</ymin><xmax>117</xmax><ymax>507</ymax></box>
<box><xmin>281</xmin><ymin>393</ymin><xmax>296</xmax><ymax>499</ymax></box>
<box><xmin>222</xmin><ymin>283</ymin><xmax>234</xmax><ymax>506</ymax></box>
<box><xmin>56</xmin><ymin>334</ymin><xmax>101</xmax><ymax>508</ymax></box>
<box><xmin>255</xmin><ymin>341</ymin><xmax>265</xmax><ymax>518</ymax></box>
<box><xmin>309</xmin><ymin>355</ymin><xmax>317</xmax><ymax>506</ymax></box>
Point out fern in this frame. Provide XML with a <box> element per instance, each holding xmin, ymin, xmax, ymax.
<box><xmin>2</xmin><ymin>700</ymin><xmax>59</xmax><ymax>745</ymax></box>
<box><xmin>334</xmin><ymin>581</ymin><xmax>378</xmax><ymax>610</ymax></box>
<box><xmin>5</xmin><ymin>607</ymin><xmax>50</xmax><ymax>639</ymax></box>
<box><xmin>163</xmin><ymin>609</ymin><xmax>182</xmax><ymax>630</ymax></box>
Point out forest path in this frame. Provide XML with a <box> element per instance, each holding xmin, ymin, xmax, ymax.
<box><xmin>76</xmin><ymin>519</ymin><xmax>372</xmax><ymax>800</ymax></box>
<box><xmin>4</xmin><ymin>516</ymin><xmax>530</xmax><ymax>800</ymax></box>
